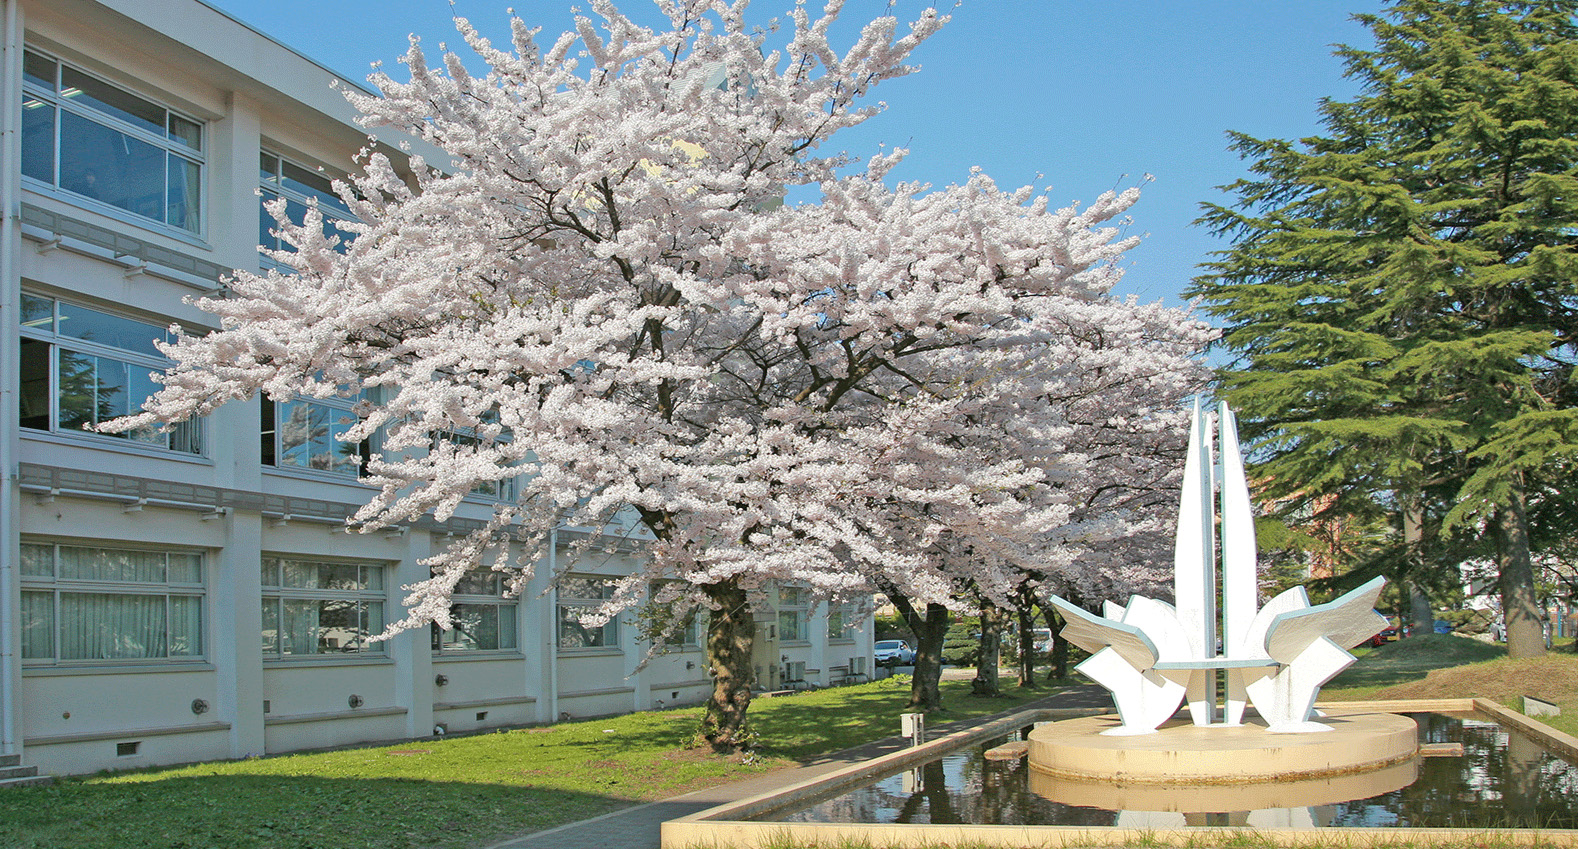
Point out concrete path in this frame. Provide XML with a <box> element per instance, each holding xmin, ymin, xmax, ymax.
<box><xmin>479</xmin><ymin>683</ymin><xmax>1110</xmax><ymax>849</ymax></box>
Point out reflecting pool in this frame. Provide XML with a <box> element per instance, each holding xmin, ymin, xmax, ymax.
<box><xmin>773</xmin><ymin>714</ymin><xmax>1578</xmax><ymax>829</ymax></box>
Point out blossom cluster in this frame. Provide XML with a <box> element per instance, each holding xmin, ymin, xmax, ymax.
<box><xmin>104</xmin><ymin>0</ymin><xmax>1212</xmax><ymax>632</ymax></box>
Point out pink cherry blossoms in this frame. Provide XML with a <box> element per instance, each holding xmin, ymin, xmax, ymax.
<box><xmin>104</xmin><ymin>0</ymin><xmax>1212</xmax><ymax>639</ymax></box>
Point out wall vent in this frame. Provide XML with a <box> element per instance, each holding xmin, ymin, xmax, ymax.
<box><xmin>116</xmin><ymin>741</ymin><xmax>140</xmax><ymax>757</ymax></box>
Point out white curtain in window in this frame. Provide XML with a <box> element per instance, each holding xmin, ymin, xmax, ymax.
<box><xmin>20</xmin><ymin>591</ymin><xmax>53</xmax><ymax>659</ymax></box>
<box><xmin>59</xmin><ymin>592</ymin><xmax>166</xmax><ymax>659</ymax></box>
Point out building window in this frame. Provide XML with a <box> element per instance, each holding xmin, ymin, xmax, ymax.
<box><xmin>22</xmin><ymin>49</ymin><xmax>202</xmax><ymax>234</ymax></box>
<box><xmin>261</xmin><ymin>557</ymin><xmax>386</xmax><ymax>657</ymax></box>
<box><xmin>20</xmin><ymin>541</ymin><xmax>204</xmax><ymax>664</ymax></box>
<box><xmin>557</xmin><ymin>576</ymin><xmax>619</xmax><ymax>650</ymax></box>
<box><xmin>432</xmin><ymin>570</ymin><xmax>519</xmax><ymax>652</ymax></box>
<box><xmin>259</xmin><ymin>151</ymin><xmax>356</xmax><ymax>256</ymax></box>
<box><xmin>19</xmin><ymin>292</ymin><xmax>200</xmax><ymax>454</ymax></box>
<box><xmin>261</xmin><ymin>396</ymin><xmax>367</xmax><ymax>477</ymax></box>
<box><xmin>827</xmin><ymin>604</ymin><xmax>857</xmax><ymax>641</ymax></box>
<box><xmin>779</xmin><ymin>586</ymin><xmax>809</xmax><ymax>643</ymax></box>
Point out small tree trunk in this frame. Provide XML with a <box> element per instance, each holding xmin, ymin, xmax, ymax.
<box><xmin>1402</xmin><ymin>503</ymin><xmax>1433</xmax><ymax>637</ymax></box>
<box><xmin>1407</xmin><ymin>581</ymin><xmax>1434</xmax><ymax>637</ymax></box>
<box><xmin>1497</xmin><ymin>484</ymin><xmax>1546</xmax><ymax>659</ymax></box>
<box><xmin>1016</xmin><ymin>596</ymin><xmax>1037</xmax><ymax>688</ymax></box>
<box><xmin>699</xmin><ymin>577</ymin><xmax>756</xmax><ymax>752</ymax></box>
<box><xmin>1044</xmin><ymin>605</ymin><xmax>1069</xmax><ymax>680</ymax></box>
<box><xmin>974</xmin><ymin>604</ymin><xmax>1003</xmax><ymax>698</ymax></box>
<box><xmin>887</xmin><ymin>589</ymin><xmax>948</xmax><ymax>711</ymax></box>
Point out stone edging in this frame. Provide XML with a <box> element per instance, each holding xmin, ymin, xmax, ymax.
<box><xmin>660</xmin><ymin>698</ymin><xmax>1578</xmax><ymax>849</ymax></box>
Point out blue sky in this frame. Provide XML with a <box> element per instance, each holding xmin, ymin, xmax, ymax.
<box><xmin>204</xmin><ymin>0</ymin><xmax>1386</xmax><ymax>309</ymax></box>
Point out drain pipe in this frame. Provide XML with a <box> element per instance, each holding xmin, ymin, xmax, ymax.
<box><xmin>545</xmin><ymin>527</ymin><xmax>558</xmax><ymax>723</ymax></box>
<box><xmin>0</xmin><ymin>0</ymin><xmax>23</xmax><ymax>757</ymax></box>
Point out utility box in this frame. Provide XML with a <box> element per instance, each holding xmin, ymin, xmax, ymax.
<box><xmin>901</xmin><ymin>712</ymin><xmax>925</xmax><ymax>745</ymax></box>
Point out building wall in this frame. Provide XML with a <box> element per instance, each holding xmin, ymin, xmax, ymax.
<box><xmin>0</xmin><ymin>0</ymin><xmax>874</xmax><ymax>777</ymax></box>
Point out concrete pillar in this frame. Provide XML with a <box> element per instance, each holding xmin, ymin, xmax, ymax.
<box><xmin>391</xmin><ymin>530</ymin><xmax>433</xmax><ymax>739</ymax></box>
<box><xmin>218</xmin><ymin>510</ymin><xmax>265</xmax><ymax>758</ymax></box>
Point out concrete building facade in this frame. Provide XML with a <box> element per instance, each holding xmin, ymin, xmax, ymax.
<box><xmin>0</xmin><ymin>0</ymin><xmax>872</xmax><ymax>777</ymax></box>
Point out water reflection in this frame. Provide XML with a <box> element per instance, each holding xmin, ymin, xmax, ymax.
<box><xmin>776</xmin><ymin>715</ymin><xmax>1578</xmax><ymax>829</ymax></box>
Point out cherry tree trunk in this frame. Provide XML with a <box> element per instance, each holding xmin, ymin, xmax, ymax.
<box><xmin>1044</xmin><ymin>606</ymin><xmax>1069</xmax><ymax>681</ymax></box>
<box><xmin>1015</xmin><ymin>599</ymin><xmax>1037</xmax><ymax>688</ymax></box>
<box><xmin>974</xmin><ymin>604</ymin><xmax>1003</xmax><ymax>697</ymax></box>
<box><xmin>888</xmin><ymin>590</ymin><xmax>948</xmax><ymax>712</ymax></box>
<box><xmin>1496</xmin><ymin>485</ymin><xmax>1546</xmax><ymax>659</ymax></box>
<box><xmin>699</xmin><ymin>577</ymin><xmax>756</xmax><ymax>752</ymax></box>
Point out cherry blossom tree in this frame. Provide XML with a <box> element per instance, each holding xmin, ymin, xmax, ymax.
<box><xmin>105</xmin><ymin>0</ymin><xmax>1209</xmax><ymax>750</ymax></box>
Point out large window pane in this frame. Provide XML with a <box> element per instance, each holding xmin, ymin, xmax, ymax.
<box><xmin>59</xmin><ymin>592</ymin><xmax>167</xmax><ymax>659</ymax></box>
<box><xmin>20</xmin><ymin>592</ymin><xmax>53</xmax><ymax>659</ymax></box>
<box><xmin>26</xmin><ymin>52</ymin><xmax>203</xmax><ymax>235</ymax></box>
<box><xmin>168</xmin><ymin>553</ymin><xmax>202</xmax><ymax>584</ymax></box>
<box><xmin>261</xmin><ymin>599</ymin><xmax>279</xmax><ymax>653</ymax></box>
<box><xmin>21</xmin><ymin>543</ymin><xmax>205</xmax><ymax>665</ymax></box>
<box><xmin>59</xmin><ymin>110</ymin><xmax>165</xmax><ymax>222</ymax></box>
<box><xmin>20</xmin><ymin>100</ymin><xmax>53</xmax><ymax>182</ymax></box>
<box><xmin>557</xmin><ymin>606</ymin><xmax>616</xmax><ymax>649</ymax></box>
<box><xmin>60</xmin><ymin>65</ymin><xmax>166</xmax><ymax>137</ymax></box>
<box><xmin>23</xmin><ymin>51</ymin><xmax>55</xmax><ymax>90</ymax></box>
<box><xmin>21</xmin><ymin>544</ymin><xmax>53</xmax><ymax>577</ymax></box>
<box><xmin>168</xmin><ymin>154</ymin><xmax>200</xmax><ymax>232</ymax></box>
<box><xmin>498</xmin><ymin>606</ymin><xmax>518</xmax><ymax>650</ymax></box>
<box><xmin>20</xmin><ymin>294</ymin><xmax>53</xmax><ymax>330</ymax></box>
<box><xmin>444</xmin><ymin>603</ymin><xmax>500</xmax><ymax>651</ymax></box>
<box><xmin>281</xmin><ymin>559</ymin><xmax>318</xmax><ymax>589</ymax></box>
<box><xmin>281</xmin><ymin>598</ymin><xmax>320</xmax><ymax>655</ymax></box>
<box><xmin>318</xmin><ymin>562</ymin><xmax>361</xmax><ymax>591</ymax></box>
<box><xmin>59</xmin><ymin>545</ymin><xmax>165</xmax><ymax>583</ymax></box>
<box><xmin>57</xmin><ymin>301</ymin><xmax>167</xmax><ymax>357</ymax></box>
<box><xmin>313</xmin><ymin>599</ymin><xmax>364</xmax><ymax>653</ymax></box>
<box><xmin>169</xmin><ymin>595</ymin><xmax>202</xmax><ymax>656</ymax></box>
<box><xmin>18</xmin><ymin>338</ymin><xmax>50</xmax><ymax>432</ymax></box>
<box><xmin>281</xmin><ymin>159</ymin><xmax>352</xmax><ymax>215</ymax></box>
<box><xmin>167</xmin><ymin>115</ymin><xmax>201</xmax><ymax>150</ymax></box>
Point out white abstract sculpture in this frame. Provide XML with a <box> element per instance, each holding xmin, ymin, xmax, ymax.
<box><xmin>1050</xmin><ymin>399</ymin><xmax>1387</xmax><ymax>735</ymax></box>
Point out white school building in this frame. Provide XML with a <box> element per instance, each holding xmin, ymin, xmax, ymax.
<box><xmin>0</xmin><ymin>0</ymin><xmax>872</xmax><ymax>778</ymax></box>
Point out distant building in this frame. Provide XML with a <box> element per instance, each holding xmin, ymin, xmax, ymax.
<box><xmin>0</xmin><ymin>0</ymin><xmax>871</xmax><ymax>777</ymax></box>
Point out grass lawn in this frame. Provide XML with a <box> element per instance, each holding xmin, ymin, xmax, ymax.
<box><xmin>1324</xmin><ymin>634</ymin><xmax>1578</xmax><ymax>736</ymax></box>
<box><xmin>0</xmin><ymin>674</ymin><xmax>1053</xmax><ymax>849</ymax></box>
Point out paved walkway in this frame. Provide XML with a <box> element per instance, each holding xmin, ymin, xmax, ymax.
<box><xmin>480</xmin><ymin>682</ymin><xmax>1110</xmax><ymax>849</ymax></box>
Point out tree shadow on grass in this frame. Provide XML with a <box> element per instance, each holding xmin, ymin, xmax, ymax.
<box><xmin>0</xmin><ymin>773</ymin><xmax>627</xmax><ymax>849</ymax></box>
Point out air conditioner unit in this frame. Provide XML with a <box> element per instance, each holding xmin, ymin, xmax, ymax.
<box><xmin>784</xmin><ymin>660</ymin><xmax>806</xmax><ymax>682</ymax></box>
<box><xmin>850</xmin><ymin>656</ymin><xmax>867</xmax><ymax>676</ymax></box>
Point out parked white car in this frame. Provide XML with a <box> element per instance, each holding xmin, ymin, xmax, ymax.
<box><xmin>874</xmin><ymin>639</ymin><xmax>916</xmax><ymax>666</ymax></box>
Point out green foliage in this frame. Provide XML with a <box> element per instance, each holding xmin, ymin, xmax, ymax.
<box><xmin>874</xmin><ymin>611</ymin><xmax>914</xmax><ymax>643</ymax></box>
<box><xmin>1191</xmin><ymin>0</ymin><xmax>1578</xmax><ymax>653</ymax></box>
<box><xmin>940</xmin><ymin>618</ymin><xmax>981</xmax><ymax>666</ymax></box>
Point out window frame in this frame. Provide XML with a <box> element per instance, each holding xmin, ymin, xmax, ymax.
<box><xmin>260</xmin><ymin>394</ymin><xmax>370</xmax><ymax>481</ymax></box>
<box><xmin>556</xmin><ymin>575</ymin><xmax>621</xmax><ymax>652</ymax></box>
<box><xmin>19</xmin><ymin>292</ymin><xmax>203</xmax><ymax>457</ymax></box>
<box><xmin>20</xmin><ymin>539</ymin><xmax>206</xmax><ymax>668</ymax></box>
<box><xmin>260</xmin><ymin>555</ymin><xmax>389</xmax><ymax>660</ymax></box>
<box><xmin>827</xmin><ymin>603</ymin><xmax>859</xmax><ymax>643</ymax></box>
<box><xmin>431</xmin><ymin>569</ymin><xmax>521</xmax><ymax>654</ymax></box>
<box><xmin>258</xmin><ymin>149</ymin><xmax>358</xmax><ymax>263</ymax></box>
<box><xmin>21</xmin><ymin>48</ymin><xmax>206</xmax><ymax>238</ymax></box>
<box><xmin>777</xmin><ymin>585</ymin><xmax>810</xmax><ymax>644</ymax></box>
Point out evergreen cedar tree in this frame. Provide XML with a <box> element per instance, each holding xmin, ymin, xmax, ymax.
<box><xmin>1190</xmin><ymin>0</ymin><xmax>1578</xmax><ymax>659</ymax></box>
<box><xmin>106</xmin><ymin>0</ymin><xmax>1210</xmax><ymax>747</ymax></box>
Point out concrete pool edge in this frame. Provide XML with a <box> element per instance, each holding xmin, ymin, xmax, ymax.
<box><xmin>660</xmin><ymin>698</ymin><xmax>1578</xmax><ymax>848</ymax></box>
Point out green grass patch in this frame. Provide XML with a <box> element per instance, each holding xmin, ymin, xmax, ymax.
<box><xmin>0</xmin><ymin>675</ymin><xmax>1052</xmax><ymax>849</ymax></box>
<box><xmin>1324</xmin><ymin>634</ymin><xmax>1505</xmax><ymax>692</ymax></box>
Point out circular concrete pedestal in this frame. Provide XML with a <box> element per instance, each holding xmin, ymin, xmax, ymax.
<box><xmin>1028</xmin><ymin>712</ymin><xmax>1418</xmax><ymax>786</ymax></box>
